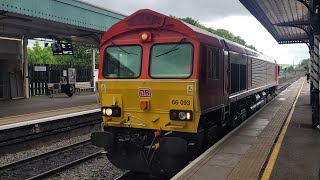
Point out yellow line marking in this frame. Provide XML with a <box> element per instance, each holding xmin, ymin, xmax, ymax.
<box><xmin>261</xmin><ymin>78</ymin><xmax>305</xmax><ymax>180</ymax></box>
<box><xmin>0</xmin><ymin>104</ymin><xmax>99</xmax><ymax>120</ymax></box>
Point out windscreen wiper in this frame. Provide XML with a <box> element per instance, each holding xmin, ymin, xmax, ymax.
<box><xmin>111</xmin><ymin>41</ymin><xmax>137</xmax><ymax>55</ymax></box>
<box><xmin>155</xmin><ymin>38</ymin><xmax>186</xmax><ymax>58</ymax></box>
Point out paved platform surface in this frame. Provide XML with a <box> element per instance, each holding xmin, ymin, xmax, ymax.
<box><xmin>270</xmin><ymin>80</ymin><xmax>320</xmax><ymax>180</ymax></box>
<box><xmin>0</xmin><ymin>94</ymin><xmax>99</xmax><ymax>126</ymax></box>
<box><xmin>172</xmin><ymin>78</ymin><xmax>305</xmax><ymax>180</ymax></box>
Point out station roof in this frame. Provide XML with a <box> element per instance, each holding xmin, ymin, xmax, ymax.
<box><xmin>239</xmin><ymin>0</ymin><xmax>312</xmax><ymax>44</ymax></box>
<box><xmin>0</xmin><ymin>0</ymin><xmax>127</xmax><ymax>45</ymax></box>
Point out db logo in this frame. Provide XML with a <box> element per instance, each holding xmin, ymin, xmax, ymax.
<box><xmin>138</xmin><ymin>88</ymin><xmax>152</xmax><ymax>97</ymax></box>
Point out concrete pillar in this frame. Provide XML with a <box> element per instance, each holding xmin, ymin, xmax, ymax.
<box><xmin>92</xmin><ymin>49</ymin><xmax>96</xmax><ymax>91</ymax></box>
<box><xmin>312</xmin><ymin>35</ymin><xmax>320</xmax><ymax>128</ymax></box>
<box><xmin>22</xmin><ymin>37</ymin><xmax>29</xmax><ymax>98</ymax></box>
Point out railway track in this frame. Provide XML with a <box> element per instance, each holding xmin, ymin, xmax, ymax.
<box><xmin>277</xmin><ymin>77</ymin><xmax>298</xmax><ymax>92</ymax></box>
<box><xmin>0</xmin><ymin>112</ymin><xmax>101</xmax><ymax>154</ymax></box>
<box><xmin>0</xmin><ymin>140</ymin><xmax>103</xmax><ymax>180</ymax></box>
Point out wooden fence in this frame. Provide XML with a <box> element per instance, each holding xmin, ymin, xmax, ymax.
<box><xmin>29</xmin><ymin>64</ymin><xmax>97</xmax><ymax>96</ymax></box>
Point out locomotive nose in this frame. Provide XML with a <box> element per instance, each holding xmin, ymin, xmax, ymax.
<box><xmin>91</xmin><ymin>132</ymin><xmax>114</xmax><ymax>149</ymax></box>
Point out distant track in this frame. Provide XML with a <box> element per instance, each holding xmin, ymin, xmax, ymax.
<box><xmin>278</xmin><ymin>77</ymin><xmax>299</xmax><ymax>92</ymax></box>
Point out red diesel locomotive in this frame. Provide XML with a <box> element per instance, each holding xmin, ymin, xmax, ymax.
<box><xmin>91</xmin><ymin>9</ymin><xmax>278</xmax><ymax>175</ymax></box>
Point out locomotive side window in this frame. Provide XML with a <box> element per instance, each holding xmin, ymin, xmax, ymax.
<box><xmin>230</xmin><ymin>53</ymin><xmax>247</xmax><ymax>94</ymax></box>
<box><xmin>150</xmin><ymin>43</ymin><xmax>193</xmax><ymax>78</ymax></box>
<box><xmin>231</xmin><ymin>63</ymin><xmax>240</xmax><ymax>93</ymax></box>
<box><xmin>103</xmin><ymin>45</ymin><xmax>142</xmax><ymax>78</ymax></box>
<box><xmin>239</xmin><ymin>64</ymin><xmax>247</xmax><ymax>91</ymax></box>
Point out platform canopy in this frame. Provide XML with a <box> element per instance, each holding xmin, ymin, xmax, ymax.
<box><xmin>0</xmin><ymin>0</ymin><xmax>126</xmax><ymax>45</ymax></box>
<box><xmin>239</xmin><ymin>0</ymin><xmax>313</xmax><ymax>45</ymax></box>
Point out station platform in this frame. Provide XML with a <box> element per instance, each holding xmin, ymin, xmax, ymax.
<box><xmin>173</xmin><ymin>77</ymin><xmax>319</xmax><ymax>180</ymax></box>
<box><xmin>0</xmin><ymin>93</ymin><xmax>99</xmax><ymax>127</ymax></box>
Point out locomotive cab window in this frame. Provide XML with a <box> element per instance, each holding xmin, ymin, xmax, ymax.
<box><xmin>149</xmin><ymin>43</ymin><xmax>193</xmax><ymax>78</ymax></box>
<box><xmin>103</xmin><ymin>45</ymin><xmax>142</xmax><ymax>78</ymax></box>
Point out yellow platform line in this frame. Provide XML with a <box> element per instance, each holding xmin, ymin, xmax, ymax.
<box><xmin>0</xmin><ymin>104</ymin><xmax>99</xmax><ymax>120</ymax></box>
<box><xmin>261</xmin><ymin>78</ymin><xmax>305</xmax><ymax>180</ymax></box>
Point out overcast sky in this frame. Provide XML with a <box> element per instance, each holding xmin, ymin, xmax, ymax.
<box><xmin>82</xmin><ymin>0</ymin><xmax>309</xmax><ymax>65</ymax></box>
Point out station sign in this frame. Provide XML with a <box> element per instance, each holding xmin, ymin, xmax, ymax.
<box><xmin>51</xmin><ymin>42</ymin><xmax>73</xmax><ymax>55</ymax></box>
<box><xmin>34</xmin><ymin>66</ymin><xmax>46</xmax><ymax>72</ymax></box>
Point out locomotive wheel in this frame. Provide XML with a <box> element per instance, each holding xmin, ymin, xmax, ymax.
<box><xmin>227</xmin><ymin>115</ymin><xmax>238</xmax><ymax>130</ymax></box>
<box><xmin>266</xmin><ymin>94</ymin><xmax>272</xmax><ymax>102</ymax></box>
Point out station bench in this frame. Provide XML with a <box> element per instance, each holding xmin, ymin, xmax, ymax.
<box><xmin>75</xmin><ymin>82</ymin><xmax>95</xmax><ymax>94</ymax></box>
<box><xmin>47</xmin><ymin>83</ymin><xmax>60</xmax><ymax>98</ymax></box>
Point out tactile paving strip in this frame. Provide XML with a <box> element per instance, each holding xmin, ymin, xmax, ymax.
<box><xmin>226</xmin><ymin>78</ymin><xmax>304</xmax><ymax>180</ymax></box>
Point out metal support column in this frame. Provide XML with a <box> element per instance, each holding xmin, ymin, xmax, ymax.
<box><xmin>311</xmin><ymin>0</ymin><xmax>320</xmax><ymax>128</ymax></box>
<box><xmin>22</xmin><ymin>37</ymin><xmax>29</xmax><ymax>98</ymax></box>
<box><xmin>309</xmin><ymin>47</ymin><xmax>315</xmax><ymax>105</ymax></box>
<box><xmin>313</xmin><ymin>36</ymin><xmax>320</xmax><ymax>128</ymax></box>
<box><xmin>310</xmin><ymin>48</ymin><xmax>315</xmax><ymax>105</ymax></box>
<box><xmin>92</xmin><ymin>49</ymin><xmax>96</xmax><ymax>92</ymax></box>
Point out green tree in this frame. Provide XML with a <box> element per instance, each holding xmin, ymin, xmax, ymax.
<box><xmin>287</xmin><ymin>65</ymin><xmax>294</xmax><ymax>72</ymax></box>
<box><xmin>295</xmin><ymin>58</ymin><xmax>310</xmax><ymax>71</ymax></box>
<box><xmin>28</xmin><ymin>41</ymin><xmax>99</xmax><ymax>65</ymax></box>
<box><xmin>28</xmin><ymin>41</ymin><xmax>57</xmax><ymax>64</ymax></box>
<box><xmin>170</xmin><ymin>16</ymin><xmax>257</xmax><ymax>51</ymax></box>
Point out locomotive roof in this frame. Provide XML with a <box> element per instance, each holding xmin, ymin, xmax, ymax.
<box><xmin>100</xmin><ymin>9</ymin><xmax>277</xmax><ymax>64</ymax></box>
<box><xmin>181</xmin><ymin>21</ymin><xmax>276</xmax><ymax>64</ymax></box>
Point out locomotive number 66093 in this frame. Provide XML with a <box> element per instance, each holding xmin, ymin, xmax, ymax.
<box><xmin>170</xmin><ymin>96</ymin><xmax>193</xmax><ymax>109</ymax></box>
<box><xmin>171</xmin><ymin>100</ymin><xmax>191</xmax><ymax>105</ymax></box>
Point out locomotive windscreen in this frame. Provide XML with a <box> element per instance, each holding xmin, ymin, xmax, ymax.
<box><xmin>103</xmin><ymin>45</ymin><xmax>142</xmax><ymax>78</ymax></box>
<box><xmin>150</xmin><ymin>43</ymin><xmax>193</xmax><ymax>78</ymax></box>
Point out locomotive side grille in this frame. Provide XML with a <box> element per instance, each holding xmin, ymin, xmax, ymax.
<box><xmin>252</xmin><ymin>59</ymin><xmax>267</xmax><ymax>88</ymax></box>
<box><xmin>251</xmin><ymin>59</ymin><xmax>276</xmax><ymax>89</ymax></box>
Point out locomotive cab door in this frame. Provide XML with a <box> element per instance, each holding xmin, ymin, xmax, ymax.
<box><xmin>206</xmin><ymin>47</ymin><xmax>224</xmax><ymax>105</ymax></box>
<box><xmin>199</xmin><ymin>45</ymin><xmax>224</xmax><ymax>111</ymax></box>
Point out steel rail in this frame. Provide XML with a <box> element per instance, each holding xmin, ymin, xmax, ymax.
<box><xmin>0</xmin><ymin>140</ymin><xmax>103</xmax><ymax>179</ymax></box>
<box><xmin>0</xmin><ymin>118</ymin><xmax>101</xmax><ymax>148</ymax></box>
<box><xmin>0</xmin><ymin>140</ymin><xmax>91</xmax><ymax>170</ymax></box>
<box><xmin>27</xmin><ymin>151</ymin><xmax>103</xmax><ymax>180</ymax></box>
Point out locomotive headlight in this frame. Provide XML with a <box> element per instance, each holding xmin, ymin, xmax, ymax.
<box><xmin>178</xmin><ymin>112</ymin><xmax>186</xmax><ymax>120</ymax></box>
<box><xmin>170</xmin><ymin>110</ymin><xmax>193</xmax><ymax>121</ymax></box>
<box><xmin>106</xmin><ymin>108</ymin><xmax>113</xmax><ymax>116</ymax></box>
<box><xmin>139</xmin><ymin>32</ymin><xmax>151</xmax><ymax>42</ymax></box>
<box><xmin>102</xmin><ymin>107</ymin><xmax>121</xmax><ymax>117</ymax></box>
<box><xmin>141</xmin><ymin>33</ymin><xmax>148</xmax><ymax>41</ymax></box>
<box><xmin>186</xmin><ymin>112</ymin><xmax>191</xmax><ymax>120</ymax></box>
<box><xmin>102</xmin><ymin>108</ymin><xmax>106</xmax><ymax>115</ymax></box>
